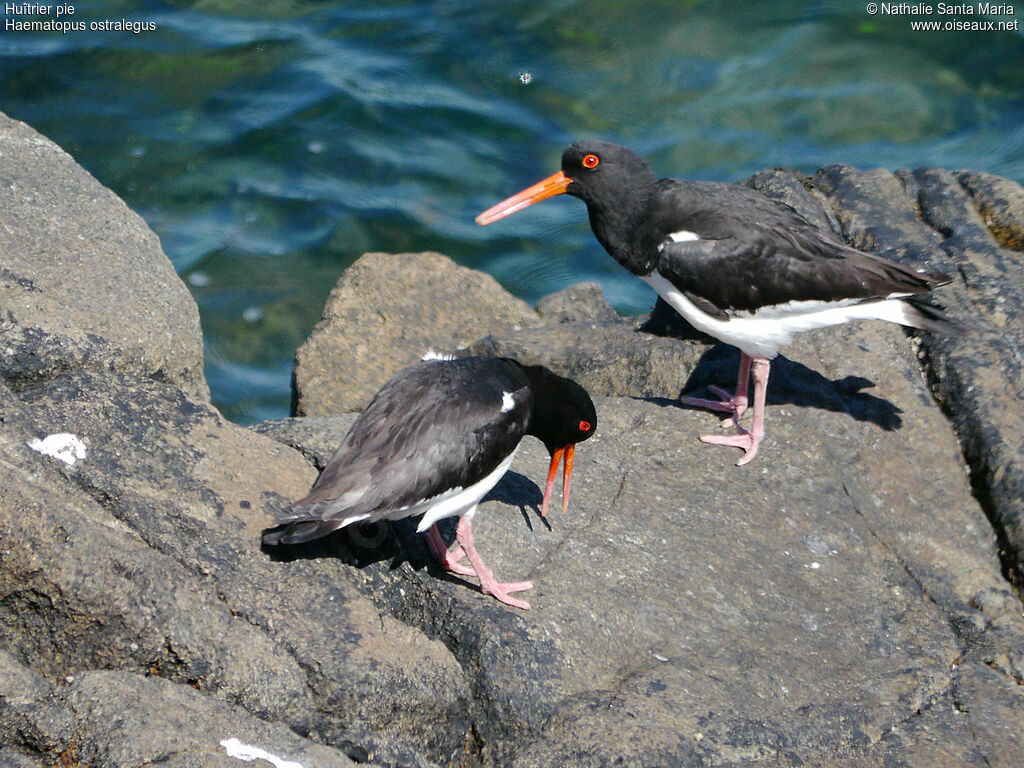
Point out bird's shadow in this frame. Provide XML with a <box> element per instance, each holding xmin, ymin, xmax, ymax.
<box><xmin>660</xmin><ymin>345</ymin><xmax>903</xmax><ymax>430</ymax></box>
<box><xmin>260</xmin><ymin>470</ymin><xmax>549</xmax><ymax>577</ymax></box>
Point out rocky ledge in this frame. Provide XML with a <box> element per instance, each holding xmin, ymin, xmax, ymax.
<box><xmin>2</xmin><ymin>111</ymin><xmax>1023</xmax><ymax>767</ymax></box>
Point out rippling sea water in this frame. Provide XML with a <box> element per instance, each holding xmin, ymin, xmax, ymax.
<box><xmin>2</xmin><ymin>0</ymin><xmax>1022</xmax><ymax>422</ymax></box>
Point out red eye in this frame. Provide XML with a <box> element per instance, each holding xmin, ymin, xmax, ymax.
<box><xmin>581</xmin><ymin>153</ymin><xmax>599</xmax><ymax>169</ymax></box>
<box><xmin>578</xmin><ymin>420</ymin><xmax>591</xmax><ymax>432</ymax></box>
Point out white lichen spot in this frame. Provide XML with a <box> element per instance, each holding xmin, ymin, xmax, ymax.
<box><xmin>500</xmin><ymin>391</ymin><xmax>515</xmax><ymax>413</ymax></box>
<box><xmin>28</xmin><ymin>433</ymin><xmax>87</xmax><ymax>466</ymax></box>
<box><xmin>220</xmin><ymin>738</ymin><xmax>304</xmax><ymax>768</ymax></box>
<box><xmin>421</xmin><ymin>349</ymin><xmax>455</xmax><ymax>361</ymax></box>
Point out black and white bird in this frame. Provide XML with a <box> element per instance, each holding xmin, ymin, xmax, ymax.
<box><xmin>262</xmin><ymin>357</ymin><xmax>596</xmax><ymax>610</ymax></box>
<box><xmin>476</xmin><ymin>141</ymin><xmax>954</xmax><ymax>465</ymax></box>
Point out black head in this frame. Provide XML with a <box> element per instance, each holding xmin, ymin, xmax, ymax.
<box><xmin>476</xmin><ymin>141</ymin><xmax>657</xmax><ymax>265</ymax></box>
<box><xmin>519</xmin><ymin>364</ymin><xmax>596</xmax><ymax>516</ymax></box>
<box><xmin>559</xmin><ymin>141</ymin><xmax>656</xmax><ymax>206</ymax></box>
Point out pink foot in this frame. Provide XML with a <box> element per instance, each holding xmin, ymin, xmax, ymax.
<box><xmin>680</xmin><ymin>387</ymin><xmax>747</xmax><ymax>418</ymax></box>
<box><xmin>681</xmin><ymin>354</ymin><xmax>752</xmax><ymax>420</ymax></box>
<box><xmin>697</xmin><ymin>357</ymin><xmax>769</xmax><ymax>467</ymax></box>
<box><xmin>455</xmin><ymin>515</ymin><xmax>534</xmax><ymax>610</ymax></box>
<box><xmin>424</xmin><ymin>525</ymin><xmax>476</xmax><ymax>577</ymax></box>
<box><xmin>700</xmin><ymin>429</ymin><xmax>761</xmax><ymax>466</ymax></box>
<box><xmin>479</xmin><ymin>578</ymin><xmax>534</xmax><ymax>611</ymax></box>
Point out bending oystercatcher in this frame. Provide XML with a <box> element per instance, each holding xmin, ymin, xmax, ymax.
<box><xmin>262</xmin><ymin>357</ymin><xmax>596</xmax><ymax>609</ymax></box>
<box><xmin>476</xmin><ymin>140</ymin><xmax>954</xmax><ymax>465</ymax></box>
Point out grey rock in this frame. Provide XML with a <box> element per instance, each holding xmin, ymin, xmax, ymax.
<box><xmin>292</xmin><ymin>251</ymin><xmax>540</xmax><ymax>415</ymax></box>
<box><xmin>0</xmin><ymin>112</ymin><xmax>207</xmax><ymax>400</ymax></box>
<box><xmin>5</xmin><ymin>109</ymin><xmax>1024</xmax><ymax>766</ymax></box>
<box><xmin>264</xmin><ymin>356</ymin><xmax>1024</xmax><ymax>766</ymax></box>
<box><xmin>534</xmin><ymin>281</ymin><xmax>621</xmax><ymax>325</ymax></box>
<box><xmin>0</xmin><ymin>651</ymin><xmax>73</xmax><ymax>761</ymax></box>
<box><xmin>956</xmin><ymin>170</ymin><xmax>1024</xmax><ymax>251</ymax></box>
<box><xmin>1</xmin><ymin>370</ymin><xmax>466</xmax><ymax>767</ymax></box>
<box><xmin>61</xmin><ymin>670</ymin><xmax>369</xmax><ymax>768</ymax></box>
<box><xmin>467</xmin><ymin>319</ymin><xmax>702</xmax><ymax>400</ymax></box>
<box><xmin>0</xmin><ymin>749</ymin><xmax>47</xmax><ymax>768</ymax></box>
<box><xmin>270</xmin><ymin>165</ymin><xmax>1024</xmax><ymax>767</ymax></box>
<box><xmin>813</xmin><ymin>164</ymin><xmax>1024</xmax><ymax>588</ymax></box>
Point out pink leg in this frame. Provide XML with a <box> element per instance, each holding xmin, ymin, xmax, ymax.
<box><xmin>424</xmin><ymin>525</ymin><xmax>476</xmax><ymax>577</ymax></box>
<box><xmin>455</xmin><ymin>514</ymin><xmax>533</xmax><ymax>610</ymax></box>
<box><xmin>699</xmin><ymin>357</ymin><xmax>769</xmax><ymax>466</ymax></box>
<box><xmin>680</xmin><ymin>353</ymin><xmax>752</xmax><ymax>420</ymax></box>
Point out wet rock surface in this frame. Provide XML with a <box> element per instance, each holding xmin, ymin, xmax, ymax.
<box><xmin>2</xmin><ymin>109</ymin><xmax>1023</xmax><ymax>767</ymax></box>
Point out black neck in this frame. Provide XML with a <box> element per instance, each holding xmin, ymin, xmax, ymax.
<box><xmin>577</xmin><ymin>174</ymin><xmax>658</xmax><ymax>276</ymax></box>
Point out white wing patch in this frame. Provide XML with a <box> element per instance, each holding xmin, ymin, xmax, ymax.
<box><xmin>28</xmin><ymin>433</ymin><xmax>87</xmax><ymax>466</ymax></box>
<box><xmin>500</xmin><ymin>391</ymin><xmax>515</xmax><ymax>413</ymax></box>
<box><xmin>658</xmin><ymin>229</ymin><xmax>700</xmax><ymax>252</ymax></box>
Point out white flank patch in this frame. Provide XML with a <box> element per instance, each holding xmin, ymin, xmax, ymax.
<box><xmin>415</xmin><ymin>449</ymin><xmax>518</xmax><ymax>532</ymax></box>
<box><xmin>220</xmin><ymin>738</ymin><xmax>303</xmax><ymax>768</ymax></box>
<box><xmin>500</xmin><ymin>391</ymin><xmax>515</xmax><ymax>413</ymax></box>
<box><xmin>421</xmin><ymin>349</ymin><xmax>455</xmax><ymax>361</ymax></box>
<box><xmin>28</xmin><ymin>433</ymin><xmax>87</xmax><ymax>466</ymax></box>
<box><xmin>642</xmin><ymin>271</ymin><xmax>920</xmax><ymax>360</ymax></box>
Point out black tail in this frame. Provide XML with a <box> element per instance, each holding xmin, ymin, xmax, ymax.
<box><xmin>904</xmin><ymin>296</ymin><xmax>962</xmax><ymax>335</ymax></box>
<box><xmin>261</xmin><ymin>517</ymin><xmax>343</xmax><ymax>547</ymax></box>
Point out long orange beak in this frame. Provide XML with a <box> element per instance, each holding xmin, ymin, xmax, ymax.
<box><xmin>475</xmin><ymin>170</ymin><xmax>571</xmax><ymax>225</ymax></box>
<box><xmin>540</xmin><ymin>444</ymin><xmax>575</xmax><ymax>517</ymax></box>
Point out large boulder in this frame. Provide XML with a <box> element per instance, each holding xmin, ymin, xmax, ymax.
<box><xmin>3</xmin><ymin>107</ymin><xmax>1023</xmax><ymax>767</ymax></box>
<box><xmin>292</xmin><ymin>251</ymin><xmax>540</xmax><ymax>415</ymax></box>
<box><xmin>810</xmin><ymin>164</ymin><xmax>1024</xmax><ymax>588</ymax></box>
<box><xmin>0</xmin><ymin>371</ymin><xmax>469</xmax><ymax>767</ymax></box>
<box><xmin>264</xmin><ymin>165</ymin><xmax>1024</xmax><ymax>766</ymax></box>
<box><xmin>0</xmin><ymin>112</ymin><xmax>208</xmax><ymax>400</ymax></box>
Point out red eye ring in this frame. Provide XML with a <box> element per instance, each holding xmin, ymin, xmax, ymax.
<box><xmin>581</xmin><ymin>153</ymin><xmax>599</xmax><ymax>169</ymax></box>
<box><xmin>578</xmin><ymin>420</ymin><xmax>592</xmax><ymax>432</ymax></box>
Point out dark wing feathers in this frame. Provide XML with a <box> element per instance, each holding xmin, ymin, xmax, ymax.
<box><xmin>264</xmin><ymin>358</ymin><xmax>531</xmax><ymax>545</ymax></box>
<box><xmin>649</xmin><ymin>179</ymin><xmax>951</xmax><ymax>313</ymax></box>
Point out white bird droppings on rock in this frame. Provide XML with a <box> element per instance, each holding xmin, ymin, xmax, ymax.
<box><xmin>421</xmin><ymin>349</ymin><xmax>455</xmax><ymax>361</ymax></box>
<box><xmin>28</xmin><ymin>433</ymin><xmax>87</xmax><ymax>466</ymax></box>
<box><xmin>220</xmin><ymin>738</ymin><xmax>304</xmax><ymax>768</ymax></box>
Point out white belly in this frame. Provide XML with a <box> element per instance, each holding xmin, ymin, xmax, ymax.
<box><xmin>642</xmin><ymin>271</ymin><xmax>915</xmax><ymax>359</ymax></box>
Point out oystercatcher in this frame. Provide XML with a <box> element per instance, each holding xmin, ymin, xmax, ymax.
<box><xmin>262</xmin><ymin>357</ymin><xmax>596</xmax><ymax>609</ymax></box>
<box><xmin>476</xmin><ymin>141</ymin><xmax>954</xmax><ymax>465</ymax></box>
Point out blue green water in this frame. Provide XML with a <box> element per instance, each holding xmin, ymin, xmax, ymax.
<box><xmin>2</xmin><ymin>1</ymin><xmax>1022</xmax><ymax>423</ymax></box>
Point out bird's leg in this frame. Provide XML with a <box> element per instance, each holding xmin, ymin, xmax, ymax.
<box><xmin>455</xmin><ymin>514</ymin><xmax>533</xmax><ymax>610</ymax></box>
<box><xmin>699</xmin><ymin>357</ymin><xmax>769</xmax><ymax>466</ymax></box>
<box><xmin>680</xmin><ymin>353</ymin><xmax>752</xmax><ymax>421</ymax></box>
<box><xmin>424</xmin><ymin>524</ymin><xmax>477</xmax><ymax>577</ymax></box>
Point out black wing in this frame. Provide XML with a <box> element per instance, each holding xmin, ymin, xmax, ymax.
<box><xmin>268</xmin><ymin>358</ymin><xmax>532</xmax><ymax>538</ymax></box>
<box><xmin>645</xmin><ymin>180</ymin><xmax>950</xmax><ymax>313</ymax></box>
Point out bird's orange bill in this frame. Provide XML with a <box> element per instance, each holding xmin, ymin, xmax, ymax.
<box><xmin>475</xmin><ymin>171</ymin><xmax>571</xmax><ymax>225</ymax></box>
<box><xmin>540</xmin><ymin>444</ymin><xmax>575</xmax><ymax>517</ymax></box>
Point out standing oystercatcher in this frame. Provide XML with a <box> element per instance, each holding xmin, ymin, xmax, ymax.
<box><xmin>476</xmin><ymin>141</ymin><xmax>954</xmax><ymax>465</ymax></box>
<box><xmin>262</xmin><ymin>357</ymin><xmax>596</xmax><ymax>609</ymax></box>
